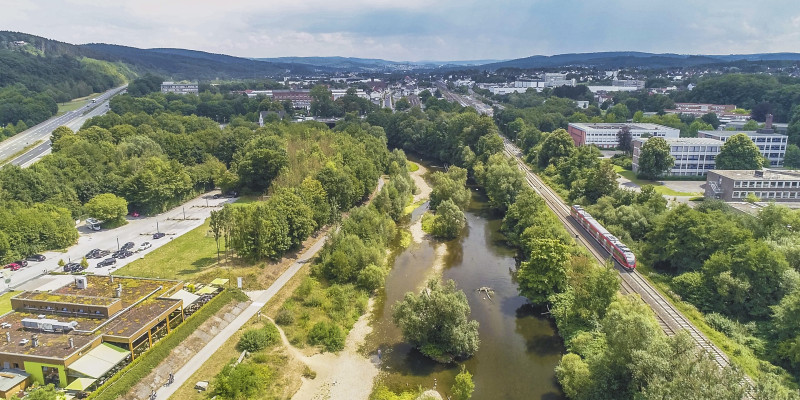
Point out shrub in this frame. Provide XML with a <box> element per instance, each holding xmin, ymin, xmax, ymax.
<box><xmin>296</xmin><ymin>277</ymin><xmax>317</xmax><ymax>298</ymax></box>
<box><xmin>307</xmin><ymin>321</ymin><xmax>345</xmax><ymax>352</ymax></box>
<box><xmin>212</xmin><ymin>361</ymin><xmax>271</xmax><ymax>400</ymax></box>
<box><xmin>302</xmin><ymin>365</ymin><xmax>317</xmax><ymax>379</ymax></box>
<box><xmin>237</xmin><ymin>324</ymin><xmax>279</xmax><ymax>353</ymax></box>
<box><xmin>275</xmin><ymin>308</ymin><xmax>294</xmax><ymax>326</ymax></box>
<box><xmin>357</xmin><ymin>264</ymin><xmax>386</xmax><ymax>292</ymax></box>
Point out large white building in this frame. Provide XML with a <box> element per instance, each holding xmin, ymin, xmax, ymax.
<box><xmin>568</xmin><ymin>123</ymin><xmax>680</xmax><ymax>149</ymax></box>
<box><xmin>632</xmin><ymin>137</ymin><xmax>724</xmax><ymax>176</ymax></box>
<box><xmin>160</xmin><ymin>82</ymin><xmax>198</xmax><ymax>95</ymax></box>
<box><xmin>698</xmin><ymin>130</ymin><xmax>788</xmax><ymax>167</ymax></box>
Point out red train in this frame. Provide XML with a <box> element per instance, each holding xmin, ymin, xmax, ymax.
<box><xmin>570</xmin><ymin>205</ymin><xmax>636</xmax><ymax>269</ymax></box>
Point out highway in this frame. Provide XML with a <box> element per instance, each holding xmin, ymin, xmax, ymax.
<box><xmin>501</xmin><ymin>138</ymin><xmax>754</xmax><ymax>395</ymax></box>
<box><xmin>0</xmin><ymin>85</ymin><xmax>127</xmax><ymax>168</ymax></box>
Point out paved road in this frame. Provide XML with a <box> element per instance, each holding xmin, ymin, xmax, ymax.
<box><xmin>6</xmin><ymin>191</ymin><xmax>237</xmax><ymax>292</ymax></box>
<box><xmin>0</xmin><ymin>85</ymin><xmax>127</xmax><ymax>168</ymax></box>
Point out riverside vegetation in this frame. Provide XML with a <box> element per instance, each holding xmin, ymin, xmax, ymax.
<box><xmin>366</xmin><ymin>105</ymin><xmax>783</xmax><ymax>399</ymax></box>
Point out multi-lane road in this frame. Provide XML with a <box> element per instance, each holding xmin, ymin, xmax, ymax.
<box><xmin>0</xmin><ymin>85</ymin><xmax>127</xmax><ymax>168</ymax></box>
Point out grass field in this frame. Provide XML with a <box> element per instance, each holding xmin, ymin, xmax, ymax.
<box><xmin>613</xmin><ymin>165</ymin><xmax>701</xmax><ymax>196</ymax></box>
<box><xmin>57</xmin><ymin>93</ymin><xmax>103</xmax><ymax>115</ymax></box>
<box><xmin>114</xmin><ymin>220</ymin><xmax>264</xmax><ymax>289</ymax></box>
<box><xmin>0</xmin><ymin>291</ymin><xmax>20</xmax><ymax>315</ymax></box>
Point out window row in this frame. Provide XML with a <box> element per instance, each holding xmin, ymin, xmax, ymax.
<box><xmin>732</xmin><ymin>191</ymin><xmax>800</xmax><ymax>199</ymax></box>
<box><xmin>734</xmin><ymin>181</ymin><xmax>800</xmax><ymax>188</ymax></box>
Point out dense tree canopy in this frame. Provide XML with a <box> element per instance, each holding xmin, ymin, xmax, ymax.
<box><xmin>392</xmin><ymin>279</ymin><xmax>480</xmax><ymax>363</ymax></box>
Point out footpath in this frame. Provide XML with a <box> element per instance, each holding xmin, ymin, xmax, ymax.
<box><xmin>156</xmin><ymin>232</ymin><xmax>330</xmax><ymax>399</ymax></box>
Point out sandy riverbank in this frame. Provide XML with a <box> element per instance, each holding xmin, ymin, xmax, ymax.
<box><xmin>277</xmin><ymin>299</ymin><xmax>378</xmax><ymax>400</ymax></box>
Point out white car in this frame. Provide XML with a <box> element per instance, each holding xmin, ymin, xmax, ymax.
<box><xmin>137</xmin><ymin>242</ymin><xmax>152</xmax><ymax>252</ymax></box>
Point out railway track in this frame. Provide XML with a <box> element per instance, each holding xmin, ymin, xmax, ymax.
<box><xmin>502</xmin><ymin>141</ymin><xmax>754</xmax><ymax>395</ymax></box>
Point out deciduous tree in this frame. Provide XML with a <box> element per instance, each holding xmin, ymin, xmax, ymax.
<box><xmin>637</xmin><ymin>137</ymin><xmax>674</xmax><ymax>180</ymax></box>
<box><xmin>716</xmin><ymin>133</ymin><xmax>765</xmax><ymax>170</ymax></box>
<box><xmin>392</xmin><ymin>279</ymin><xmax>480</xmax><ymax>363</ymax></box>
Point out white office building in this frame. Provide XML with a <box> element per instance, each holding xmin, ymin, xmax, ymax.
<box><xmin>632</xmin><ymin>137</ymin><xmax>724</xmax><ymax>176</ymax></box>
<box><xmin>568</xmin><ymin>123</ymin><xmax>680</xmax><ymax>149</ymax></box>
<box><xmin>698</xmin><ymin>130</ymin><xmax>788</xmax><ymax>167</ymax></box>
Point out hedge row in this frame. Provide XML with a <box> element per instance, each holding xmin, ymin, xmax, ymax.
<box><xmin>88</xmin><ymin>288</ymin><xmax>249</xmax><ymax>400</ymax></box>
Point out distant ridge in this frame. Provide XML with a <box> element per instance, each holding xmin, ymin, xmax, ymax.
<box><xmin>81</xmin><ymin>44</ymin><xmax>313</xmax><ymax>79</ymax></box>
<box><xmin>255</xmin><ymin>56</ymin><xmax>506</xmax><ymax>71</ymax></box>
<box><xmin>477</xmin><ymin>51</ymin><xmax>800</xmax><ymax>70</ymax></box>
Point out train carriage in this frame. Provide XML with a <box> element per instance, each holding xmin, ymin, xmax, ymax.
<box><xmin>570</xmin><ymin>205</ymin><xmax>636</xmax><ymax>269</ymax></box>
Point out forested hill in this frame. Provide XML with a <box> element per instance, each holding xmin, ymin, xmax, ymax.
<box><xmin>81</xmin><ymin>44</ymin><xmax>314</xmax><ymax>79</ymax></box>
<box><xmin>0</xmin><ymin>31</ymin><xmax>133</xmax><ymax>133</ymax></box>
<box><xmin>478</xmin><ymin>51</ymin><xmax>800</xmax><ymax>70</ymax></box>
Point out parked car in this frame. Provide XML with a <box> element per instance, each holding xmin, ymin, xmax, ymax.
<box><xmin>121</xmin><ymin>242</ymin><xmax>135</xmax><ymax>251</ymax></box>
<box><xmin>153</xmin><ymin>232</ymin><xmax>166</xmax><ymax>239</ymax></box>
<box><xmin>113</xmin><ymin>250</ymin><xmax>133</xmax><ymax>259</ymax></box>
<box><xmin>63</xmin><ymin>263</ymin><xmax>82</xmax><ymax>272</ymax></box>
<box><xmin>138</xmin><ymin>242</ymin><xmax>152</xmax><ymax>251</ymax></box>
<box><xmin>85</xmin><ymin>218</ymin><xmax>102</xmax><ymax>231</ymax></box>
<box><xmin>26</xmin><ymin>254</ymin><xmax>46</xmax><ymax>262</ymax></box>
<box><xmin>97</xmin><ymin>258</ymin><xmax>117</xmax><ymax>268</ymax></box>
<box><xmin>86</xmin><ymin>249</ymin><xmax>102</xmax><ymax>259</ymax></box>
<box><xmin>96</xmin><ymin>250</ymin><xmax>110</xmax><ymax>258</ymax></box>
<box><xmin>4</xmin><ymin>263</ymin><xmax>20</xmax><ymax>271</ymax></box>
<box><xmin>13</xmin><ymin>260</ymin><xmax>28</xmax><ymax>268</ymax></box>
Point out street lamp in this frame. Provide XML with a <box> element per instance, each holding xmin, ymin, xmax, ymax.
<box><xmin>117</xmin><ymin>237</ymin><xmax>120</xmax><ymax>251</ymax></box>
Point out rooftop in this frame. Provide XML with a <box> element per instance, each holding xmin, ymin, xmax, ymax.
<box><xmin>699</xmin><ymin>130</ymin><xmax>787</xmax><ymax>138</ymax></box>
<box><xmin>0</xmin><ymin>312</ymin><xmax>101</xmax><ymax>359</ymax></box>
<box><xmin>633</xmin><ymin>137</ymin><xmax>724</xmax><ymax>145</ymax></box>
<box><xmin>103</xmin><ymin>298</ymin><xmax>181</xmax><ymax>339</ymax></box>
<box><xmin>570</xmin><ymin>123</ymin><xmax>677</xmax><ymax>130</ymax></box>
<box><xmin>13</xmin><ymin>291</ymin><xmax>120</xmax><ymax>307</ymax></box>
<box><xmin>52</xmin><ymin>276</ymin><xmax>177</xmax><ymax>308</ymax></box>
<box><xmin>0</xmin><ymin>276</ymin><xmax>182</xmax><ymax>361</ymax></box>
<box><xmin>710</xmin><ymin>169</ymin><xmax>800</xmax><ymax>181</ymax></box>
<box><xmin>0</xmin><ymin>369</ymin><xmax>28</xmax><ymax>392</ymax></box>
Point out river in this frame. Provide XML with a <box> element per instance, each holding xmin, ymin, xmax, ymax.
<box><xmin>366</xmin><ymin>176</ymin><xmax>565</xmax><ymax>400</ymax></box>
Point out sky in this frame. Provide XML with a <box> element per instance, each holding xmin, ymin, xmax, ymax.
<box><xmin>2</xmin><ymin>0</ymin><xmax>800</xmax><ymax>61</ymax></box>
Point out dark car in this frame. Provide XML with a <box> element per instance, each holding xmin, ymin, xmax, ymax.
<box><xmin>117</xmin><ymin>250</ymin><xmax>133</xmax><ymax>259</ymax></box>
<box><xmin>96</xmin><ymin>250</ymin><xmax>110</xmax><ymax>258</ymax></box>
<box><xmin>153</xmin><ymin>232</ymin><xmax>166</xmax><ymax>239</ymax></box>
<box><xmin>13</xmin><ymin>260</ymin><xmax>28</xmax><ymax>268</ymax></box>
<box><xmin>121</xmin><ymin>242</ymin><xmax>135</xmax><ymax>251</ymax></box>
<box><xmin>26</xmin><ymin>254</ymin><xmax>46</xmax><ymax>262</ymax></box>
<box><xmin>63</xmin><ymin>262</ymin><xmax>82</xmax><ymax>272</ymax></box>
<box><xmin>113</xmin><ymin>250</ymin><xmax>133</xmax><ymax>259</ymax></box>
<box><xmin>86</xmin><ymin>249</ymin><xmax>102</xmax><ymax>259</ymax></box>
<box><xmin>97</xmin><ymin>258</ymin><xmax>117</xmax><ymax>268</ymax></box>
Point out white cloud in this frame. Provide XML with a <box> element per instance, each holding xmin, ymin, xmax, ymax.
<box><xmin>1</xmin><ymin>0</ymin><xmax>799</xmax><ymax>60</ymax></box>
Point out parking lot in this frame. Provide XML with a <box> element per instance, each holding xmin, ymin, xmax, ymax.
<box><xmin>4</xmin><ymin>191</ymin><xmax>237</xmax><ymax>291</ymax></box>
